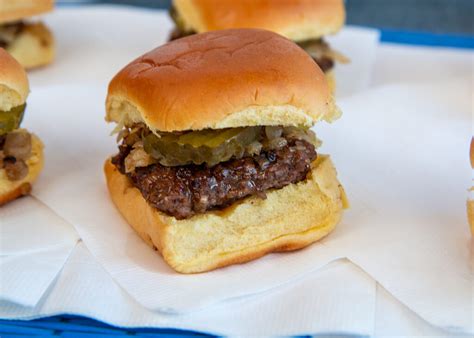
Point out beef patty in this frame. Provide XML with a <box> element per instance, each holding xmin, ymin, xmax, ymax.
<box><xmin>113</xmin><ymin>139</ymin><xmax>317</xmax><ymax>219</ymax></box>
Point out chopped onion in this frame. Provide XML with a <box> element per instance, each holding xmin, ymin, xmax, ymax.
<box><xmin>116</xmin><ymin>129</ymin><xmax>129</xmax><ymax>143</ymax></box>
<box><xmin>265</xmin><ymin>126</ymin><xmax>283</xmax><ymax>140</ymax></box>
<box><xmin>246</xmin><ymin>141</ymin><xmax>262</xmax><ymax>156</ymax></box>
<box><xmin>322</xmin><ymin>49</ymin><xmax>350</xmax><ymax>64</ymax></box>
<box><xmin>125</xmin><ymin>143</ymin><xmax>156</xmax><ymax>173</ymax></box>
<box><xmin>110</xmin><ymin>118</ymin><xmax>125</xmax><ymax>136</ymax></box>
<box><xmin>266</xmin><ymin>137</ymin><xmax>288</xmax><ymax>150</ymax></box>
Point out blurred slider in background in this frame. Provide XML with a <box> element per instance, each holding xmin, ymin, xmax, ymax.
<box><xmin>0</xmin><ymin>49</ymin><xmax>45</xmax><ymax>205</ymax></box>
<box><xmin>0</xmin><ymin>0</ymin><xmax>55</xmax><ymax>69</ymax></box>
<box><xmin>169</xmin><ymin>0</ymin><xmax>349</xmax><ymax>93</ymax></box>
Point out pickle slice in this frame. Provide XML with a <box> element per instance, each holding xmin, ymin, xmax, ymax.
<box><xmin>176</xmin><ymin>127</ymin><xmax>251</xmax><ymax>148</ymax></box>
<box><xmin>130</xmin><ymin>125</ymin><xmax>319</xmax><ymax>168</ymax></box>
<box><xmin>0</xmin><ymin>104</ymin><xmax>26</xmax><ymax>135</ymax></box>
<box><xmin>143</xmin><ymin>127</ymin><xmax>261</xmax><ymax>167</ymax></box>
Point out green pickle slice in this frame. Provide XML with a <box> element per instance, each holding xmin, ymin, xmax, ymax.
<box><xmin>0</xmin><ymin>104</ymin><xmax>26</xmax><ymax>135</ymax></box>
<box><xmin>129</xmin><ymin>125</ymin><xmax>320</xmax><ymax>168</ymax></box>
<box><xmin>143</xmin><ymin>127</ymin><xmax>261</xmax><ymax>167</ymax></box>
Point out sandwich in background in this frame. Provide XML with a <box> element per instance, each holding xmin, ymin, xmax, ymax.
<box><xmin>0</xmin><ymin>0</ymin><xmax>55</xmax><ymax>69</ymax></box>
<box><xmin>169</xmin><ymin>0</ymin><xmax>348</xmax><ymax>92</ymax></box>
<box><xmin>104</xmin><ymin>29</ymin><xmax>347</xmax><ymax>273</ymax></box>
<box><xmin>0</xmin><ymin>48</ymin><xmax>44</xmax><ymax>205</ymax></box>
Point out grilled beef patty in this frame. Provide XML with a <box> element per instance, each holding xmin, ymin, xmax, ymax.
<box><xmin>113</xmin><ymin>139</ymin><xmax>317</xmax><ymax>219</ymax></box>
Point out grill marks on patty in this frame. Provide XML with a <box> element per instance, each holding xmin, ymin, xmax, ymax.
<box><xmin>113</xmin><ymin>139</ymin><xmax>317</xmax><ymax>219</ymax></box>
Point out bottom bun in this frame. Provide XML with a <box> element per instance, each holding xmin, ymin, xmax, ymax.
<box><xmin>0</xmin><ymin>133</ymin><xmax>44</xmax><ymax>205</ymax></box>
<box><xmin>104</xmin><ymin>155</ymin><xmax>348</xmax><ymax>273</ymax></box>
<box><xmin>6</xmin><ymin>22</ymin><xmax>54</xmax><ymax>69</ymax></box>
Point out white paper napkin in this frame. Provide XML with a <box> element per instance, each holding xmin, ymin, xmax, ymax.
<box><xmin>24</xmin><ymin>79</ymin><xmax>473</xmax><ymax>333</ymax></box>
<box><xmin>315</xmin><ymin>80</ymin><xmax>473</xmax><ymax>333</ymax></box>
<box><xmin>0</xmin><ymin>197</ymin><xmax>79</xmax><ymax>306</ymax></box>
<box><xmin>1</xmin><ymin>243</ymin><xmax>467</xmax><ymax>336</ymax></box>
<box><xmin>327</xmin><ymin>26</ymin><xmax>380</xmax><ymax>98</ymax></box>
<box><xmin>0</xmin><ymin>243</ymin><xmax>377</xmax><ymax>336</ymax></box>
<box><xmin>28</xmin><ymin>6</ymin><xmax>378</xmax><ymax>99</ymax></box>
<box><xmin>0</xmin><ymin>245</ymin><xmax>74</xmax><ymax>307</ymax></box>
<box><xmin>1</xmin><ymin>197</ymin><xmax>77</xmax><ymax>255</ymax></box>
<box><xmin>374</xmin><ymin>284</ymin><xmax>469</xmax><ymax>337</ymax></box>
<box><xmin>372</xmin><ymin>43</ymin><xmax>474</xmax><ymax>87</ymax></box>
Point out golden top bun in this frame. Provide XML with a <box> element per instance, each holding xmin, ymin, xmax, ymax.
<box><xmin>106</xmin><ymin>29</ymin><xmax>338</xmax><ymax>133</ymax></box>
<box><xmin>105</xmin><ymin>155</ymin><xmax>347</xmax><ymax>273</ymax></box>
<box><xmin>0</xmin><ymin>48</ymin><xmax>29</xmax><ymax>111</ymax></box>
<box><xmin>0</xmin><ymin>133</ymin><xmax>44</xmax><ymax>206</ymax></box>
<box><xmin>173</xmin><ymin>0</ymin><xmax>345</xmax><ymax>41</ymax></box>
<box><xmin>0</xmin><ymin>0</ymin><xmax>54</xmax><ymax>24</ymax></box>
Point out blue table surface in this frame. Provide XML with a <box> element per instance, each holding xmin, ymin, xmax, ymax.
<box><xmin>0</xmin><ymin>315</ymin><xmax>216</xmax><ymax>337</ymax></box>
<box><xmin>1</xmin><ymin>6</ymin><xmax>473</xmax><ymax>338</ymax></box>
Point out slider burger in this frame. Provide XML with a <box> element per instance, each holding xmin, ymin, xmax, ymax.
<box><xmin>0</xmin><ymin>48</ymin><xmax>44</xmax><ymax>205</ymax></box>
<box><xmin>0</xmin><ymin>0</ymin><xmax>55</xmax><ymax>69</ymax></box>
<box><xmin>104</xmin><ymin>29</ymin><xmax>347</xmax><ymax>273</ymax></box>
<box><xmin>169</xmin><ymin>0</ymin><xmax>348</xmax><ymax>92</ymax></box>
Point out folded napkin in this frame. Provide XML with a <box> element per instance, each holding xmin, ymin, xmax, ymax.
<box><xmin>0</xmin><ymin>243</ymin><xmax>463</xmax><ymax>336</ymax></box>
<box><xmin>0</xmin><ymin>197</ymin><xmax>78</xmax><ymax>306</ymax></box>
<box><xmin>316</xmin><ymin>80</ymin><xmax>472</xmax><ymax>333</ymax></box>
<box><xmin>0</xmin><ymin>243</ymin><xmax>376</xmax><ymax>336</ymax></box>
<box><xmin>25</xmin><ymin>79</ymin><xmax>473</xmax><ymax>334</ymax></box>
